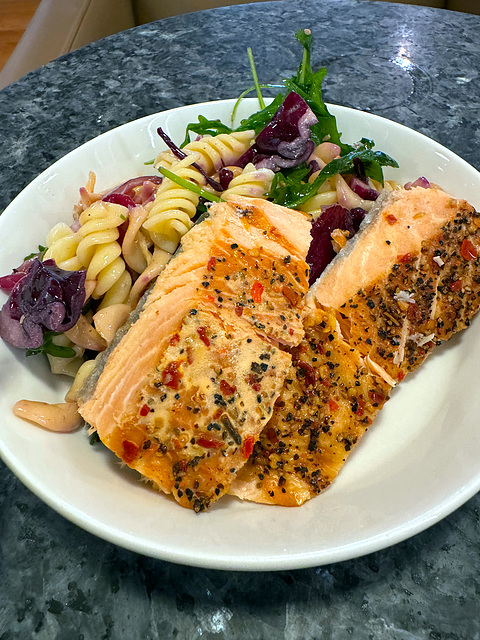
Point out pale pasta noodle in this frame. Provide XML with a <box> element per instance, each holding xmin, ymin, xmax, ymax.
<box><xmin>44</xmin><ymin>223</ymin><xmax>83</xmax><ymax>271</ymax></box>
<box><xmin>221</xmin><ymin>163</ymin><xmax>275</xmax><ymax>200</ymax></box>
<box><xmin>47</xmin><ymin>334</ymin><xmax>85</xmax><ymax>377</ymax></box>
<box><xmin>143</xmin><ymin>154</ymin><xmax>202</xmax><ymax>252</ymax></box>
<box><xmin>76</xmin><ymin>201</ymin><xmax>130</xmax><ymax>301</ymax></box>
<box><xmin>154</xmin><ymin>130</ymin><xmax>255</xmax><ymax>175</ymax></box>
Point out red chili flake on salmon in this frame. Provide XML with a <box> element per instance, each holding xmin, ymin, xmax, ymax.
<box><xmin>450</xmin><ymin>279</ymin><xmax>463</xmax><ymax>291</ymax></box>
<box><xmin>139</xmin><ymin>403</ymin><xmax>150</xmax><ymax>417</ymax></box>
<box><xmin>220</xmin><ymin>380</ymin><xmax>236</xmax><ymax>396</ymax></box>
<box><xmin>398</xmin><ymin>371</ymin><xmax>406</xmax><ymax>381</ymax></box>
<box><xmin>320</xmin><ymin>378</ymin><xmax>331</xmax><ymax>388</ymax></box>
<box><xmin>460</xmin><ymin>239</ymin><xmax>477</xmax><ymax>261</ymax></box>
<box><xmin>235</xmin><ymin>303</ymin><xmax>243</xmax><ymax>317</ymax></box>
<box><xmin>385</xmin><ymin>214</ymin><xmax>397</xmax><ymax>225</ymax></box>
<box><xmin>352</xmin><ymin>397</ymin><xmax>365</xmax><ymax>416</ymax></box>
<box><xmin>398</xmin><ymin>252</ymin><xmax>413</xmax><ymax>263</ymax></box>
<box><xmin>169</xmin><ymin>333</ymin><xmax>180</xmax><ymax>346</ymax></box>
<box><xmin>328</xmin><ymin>398</ymin><xmax>339</xmax><ymax>411</ymax></box>
<box><xmin>197</xmin><ymin>326</ymin><xmax>210</xmax><ymax>347</ymax></box>
<box><xmin>122</xmin><ymin>440</ymin><xmax>138</xmax><ymax>463</ymax></box>
<box><xmin>295</xmin><ymin>359</ymin><xmax>316</xmax><ymax>387</ymax></box>
<box><xmin>251</xmin><ymin>281</ymin><xmax>264</xmax><ymax>304</ymax></box>
<box><xmin>197</xmin><ymin>436</ymin><xmax>224</xmax><ymax>450</ymax></box>
<box><xmin>265</xmin><ymin>426</ymin><xmax>278</xmax><ymax>445</ymax></box>
<box><xmin>241</xmin><ymin>436</ymin><xmax>255</xmax><ymax>459</ymax></box>
<box><xmin>207</xmin><ymin>294</ymin><xmax>215</xmax><ymax>303</ymax></box>
<box><xmin>162</xmin><ymin>361</ymin><xmax>182</xmax><ymax>389</ymax></box>
<box><xmin>247</xmin><ymin>374</ymin><xmax>261</xmax><ymax>392</ymax></box>
<box><xmin>369</xmin><ymin>390</ymin><xmax>385</xmax><ymax>404</ymax></box>
<box><xmin>207</xmin><ymin>257</ymin><xmax>217</xmax><ymax>271</ymax></box>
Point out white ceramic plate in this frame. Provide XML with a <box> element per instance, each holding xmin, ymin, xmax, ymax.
<box><xmin>1</xmin><ymin>99</ymin><xmax>480</xmax><ymax>571</ymax></box>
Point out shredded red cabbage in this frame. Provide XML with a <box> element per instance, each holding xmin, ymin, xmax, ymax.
<box><xmin>0</xmin><ymin>258</ymin><xmax>86</xmax><ymax>349</ymax></box>
<box><xmin>156</xmin><ymin>127</ymin><xmax>223</xmax><ymax>192</ymax></box>
<box><xmin>237</xmin><ymin>92</ymin><xmax>318</xmax><ymax>171</ymax></box>
<box><xmin>307</xmin><ymin>205</ymin><xmax>366</xmax><ymax>285</ymax></box>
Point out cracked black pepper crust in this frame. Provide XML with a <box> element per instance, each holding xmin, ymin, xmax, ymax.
<box><xmin>231</xmin><ymin>306</ymin><xmax>392</xmax><ymax>506</ymax></box>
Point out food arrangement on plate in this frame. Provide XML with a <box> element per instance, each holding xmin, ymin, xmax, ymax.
<box><xmin>1</xmin><ymin>29</ymin><xmax>479</xmax><ymax>514</ymax></box>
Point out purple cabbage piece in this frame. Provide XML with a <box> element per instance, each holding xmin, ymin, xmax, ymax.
<box><xmin>237</xmin><ymin>92</ymin><xmax>318</xmax><ymax>171</ymax></box>
<box><xmin>0</xmin><ymin>258</ymin><xmax>86</xmax><ymax>349</ymax></box>
<box><xmin>307</xmin><ymin>205</ymin><xmax>367</xmax><ymax>285</ymax></box>
<box><xmin>103</xmin><ymin>193</ymin><xmax>136</xmax><ymax>209</ymax></box>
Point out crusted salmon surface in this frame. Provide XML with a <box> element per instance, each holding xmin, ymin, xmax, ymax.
<box><xmin>79</xmin><ymin>196</ymin><xmax>311</xmax><ymax>511</ymax></box>
<box><xmin>232</xmin><ymin>186</ymin><xmax>480</xmax><ymax>507</ymax></box>
<box><xmin>230</xmin><ymin>306</ymin><xmax>391</xmax><ymax>506</ymax></box>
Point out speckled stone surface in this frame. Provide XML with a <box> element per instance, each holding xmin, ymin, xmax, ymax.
<box><xmin>0</xmin><ymin>0</ymin><xmax>480</xmax><ymax>638</ymax></box>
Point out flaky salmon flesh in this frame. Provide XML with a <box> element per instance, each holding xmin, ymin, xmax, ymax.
<box><xmin>78</xmin><ymin>196</ymin><xmax>311</xmax><ymax>511</ymax></box>
<box><xmin>231</xmin><ymin>185</ymin><xmax>480</xmax><ymax>506</ymax></box>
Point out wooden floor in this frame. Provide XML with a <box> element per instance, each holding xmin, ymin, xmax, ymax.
<box><xmin>0</xmin><ymin>0</ymin><xmax>41</xmax><ymax>72</ymax></box>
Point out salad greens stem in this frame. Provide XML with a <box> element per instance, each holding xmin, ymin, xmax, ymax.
<box><xmin>157</xmin><ymin>167</ymin><xmax>225</xmax><ymax>203</ymax></box>
<box><xmin>247</xmin><ymin>47</ymin><xmax>265</xmax><ymax>110</ymax></box>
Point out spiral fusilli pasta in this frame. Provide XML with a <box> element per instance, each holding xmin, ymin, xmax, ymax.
<box><xmin>154</xmin><ymin>130</ymin><xmax>255</xmax><ymax>175</ymax></box>
<box><xmin>221</xmin><ymin>163</ymin><xmax>275</xmax><ymax>200</ymax></box>
<box><xmin>143</xmin><ymin>154</ymin><xmax>202</xmax><ymax>252</ymax></box>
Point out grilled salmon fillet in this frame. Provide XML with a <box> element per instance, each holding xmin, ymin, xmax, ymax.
<box><xmin>78</xmin><ymin>196</ymin><xmax>311</xmax><ymax>511</ymax></box>
<box><xmin>310</xmin><ymin>185</ymin><xmax>480</xmax><ymax>384</ymax></box>
<box><xmin>232</xmin><ymin>185</ymin><xmax>480</xmax><ymax>506</ymax></box>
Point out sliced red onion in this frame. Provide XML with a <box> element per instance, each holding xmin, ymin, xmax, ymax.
<box><xmin>103</xmin><ymin>193</ymin><xmax>136</xmax><ymax>209</ymax></box>
<box><xmin>404</xmin><ymin>177</ymin><xmax>431</xmax><ymax>190</ymax></box>
<box><xmin>105</xmin><ymin>175</ymin><xmax>162</xmax><ymax>198</ymax></box>
<box><xmin>349</xmin><ymin>175</ymin><xmax>379</xmax><ymax>201</ymax></box>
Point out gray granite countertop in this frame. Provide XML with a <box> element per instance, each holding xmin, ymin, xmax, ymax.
<box><xmin>1</xmin><ymin>0</ymin><xmax>480</xmax><ymax>638</ymax></box>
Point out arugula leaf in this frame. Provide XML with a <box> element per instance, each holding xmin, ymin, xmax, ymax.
<box><xmin>272</xmin><ymin>140</ymin><xmax>399</xmax><ymax>208</ymax></box>
<box><xmin>267</xmin><ymin>163</ymin><xmax>312</xmax><ymax>204</ymax></box>
<box><xmin>24</xmin><ymin>245</ymin><xmax>47</xmax><ymax>261</ymax></box>
<box><xmin>235</xmin><ymin>93</ymin><xmax>284</xmax><ymax>133</ymax></box>
<box><xmin>284</xmin><ymin>29</ymin><xmax>351</xmax><ymax>152</ymax></box>
<box><xmin>25</xmin><ymin>331</ymin><xmax>77</xmax><ymax>358</ymax></box>
<box><xmin>181</xmin><ymin>116</ymin><xmax>233</xmax><ymax>147</ymax></box>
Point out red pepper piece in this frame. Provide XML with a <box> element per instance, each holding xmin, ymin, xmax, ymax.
<box><xmin>220</xmin><ymin>380</ymin><xmax>236</xmax><ymax>396</ymax></box>
<box><xmin>398</xmin><ymin>252</ymin><xmax>413</xmax><ymax>264</ymax></box>
<box><xmin>207</xmin><ymin>257</ymin><xmax>217</xmax><ymax>271</ymax></box>
<box><xmin>197</xmin><ymin>436</ymin><xmax>224</xmax><ymax>450</ymax></box>
<box><xmin>251</xmin><ymin>281</ymin><xmax>264</xmax><ymax>304</ymax></box>
<box><xmin>122</xmin><ymin>440</ymin><xmax>138</xmax><ymax>464</ymax></box>
<box><xmin>162</xmin><ymin>361</ymin><xmax>182</xmax><ymax>389</ymax></box>
<box><xmin>460</xmin><ymin>239</ymin><xmax>477</xmax><ymax>261</ymax></box>
<box><xmin>139</xmin><ymin>403</ymin><xmax>150</xmax><ymax>417</ymax></box>
<box><xmin>235</xmin><ymin>303</ymin><xmax>243</xmax><ymax>317</ymax></box>
<box><xmin>197</xmin><ymin>326</ymin><xmax>210</xmax><ymax>347</ymax></box>
<box><xmin>450</xmin><ymin>279</ymin><xmax>463</xmax><ymax>292</ymax></box>
<box><xmin>328</xmin><ymin>398</ymin><xmax>339</xmax><ymax>411</ymax></box>
<box><xmin>385</xmin><ymin>214</ymin><xmax>397</xmax><ymax>225</ymax></box>
<box><xmin>241</xmin><ymin>435</ymin><xmax>255</xmax><ymax>459</ymax></box>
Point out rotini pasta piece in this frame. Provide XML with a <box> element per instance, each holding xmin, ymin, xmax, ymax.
<box><xmin>300</xmin><ymin>189</ymin><xmax>339</xmax><ymax>219</ymax></box>
<box><xmin>76</xmin><ymin>200</ymin><xmax>129</xmax><ymax>299</ymax></box>
<box><xmin>74</xmin><ymin>171</ymin><xmax>102</xmax><ymax>215</ymax></box>
<box><xmin>44</xmin><ymin>222</ymin><xmax>83</xmax><ymax>271</ymax></box>
<box><xmin>143</xmin><ymin>154</ymin><xmax>201</xmax><ymax>252</ymax></box>
<box><xmin>154</xmin><ymin>130</ymin><xmax>255</xmax><ymax>175</ymax></box>
<box><xmin>64</xmin><ymin>313</ymin><xmax>107</xmax><ymax>351</ymax></box>
<box><xmin>221</xmin><ymin>163</ymin><xmax>274</xmax><ymax>200</ymax></box>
